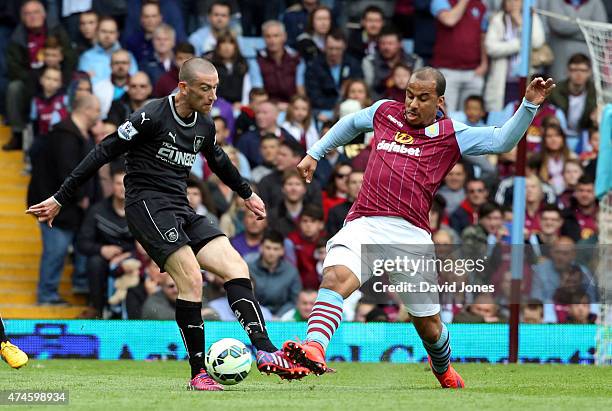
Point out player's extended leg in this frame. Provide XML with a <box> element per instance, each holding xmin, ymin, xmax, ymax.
<box><xmin>412</xmin><ymin>314</ymin><xmax>464</xmax><ymax>388</ymax></box>
<box><xmin>196</xmin><ymin>236</ymin><xmax>310</xmax><ymax>379</ymax></box>
<box><xmin>164</xmin><ymin>246</ymin><xmax>223</xmax><ymax>391</ymax></box>
<box><xmin>0</xmin><ymin>316</ymin><xmax>29</xmax><ymax>369</ymax></box>
<box><xmin>283</xmin><ymin>263</ymin><xmax>360</xmax><ymax>375</ymax></box>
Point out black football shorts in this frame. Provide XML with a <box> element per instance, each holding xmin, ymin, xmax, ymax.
<box><xmin>125</xmin><ymin>196</ymin><xmax>224</xmax><ymax>271</ymax></box>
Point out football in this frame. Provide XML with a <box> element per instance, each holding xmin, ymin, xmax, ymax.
<box><xmin>205</xmin><ymin>338</ymin><xmax>252</xmax><ymax>385</ymax></box>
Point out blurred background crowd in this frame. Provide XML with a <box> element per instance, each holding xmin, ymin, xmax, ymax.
<box><xmin>0</xmin><ymin>0</ymin><xmax>609</xmax><ymax>324</ymax></box>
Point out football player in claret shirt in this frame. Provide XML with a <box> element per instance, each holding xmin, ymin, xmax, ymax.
<box><xmin>283</xmin><ymin>67</ymin><xmax>555</xmax><ymax>388</ymax></box>
<box><xmin>27</xmin><ymin>58</ymin><xmax>309</xmax><ymax>391</ymax></box>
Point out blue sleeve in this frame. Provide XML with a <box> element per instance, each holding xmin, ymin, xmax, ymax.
<box><xmin>296</xmin><ymin>59</ymin><xmax>305</xmax><ymax>87</ymax></box>
<box><xmin>249</xmin><ymin>59</ymin><xmax>264</xmax><ymax>88</ymax></box>
<box><xmin>30</xmin><ymin>100</ymin><xmax>37</xmax><ymax>121</ymax></box>
<box><xmin>454</xmin><ymin>98</ymin><xmax>539</xmax><ymax>155</ymax></box>
<box><xmin>307</xmin><ymin>100</ymin><xmax>388</xmax><ymax>160</ymax></box>
<box><xmin>430</xmin><ymin>0</ymin><xmax>451</xmax><ymax>16</ymax></box>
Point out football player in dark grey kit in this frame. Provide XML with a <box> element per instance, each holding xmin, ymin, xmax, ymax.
<box><xmin>27</xmin><ymin>58</ymin><xmax>309</xmax><ymax>390</ymax></box>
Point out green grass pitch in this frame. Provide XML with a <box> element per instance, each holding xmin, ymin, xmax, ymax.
<box><xmin>1</xmin><ymin>360</ymin><xmax>611</xmax><ymax>411</ymax></box>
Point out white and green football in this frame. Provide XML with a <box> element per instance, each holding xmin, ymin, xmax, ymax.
<box><xmin>205</xmin><ymin>338</ymin><xmax>252</xmax><ymax>385</ymax></box>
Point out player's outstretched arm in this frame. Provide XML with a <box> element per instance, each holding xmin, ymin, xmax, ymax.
<box><xmin>26</xmin><ymin>131</ymin><xmax>134</xmax><ymax>227</ymax></box>
<box><xmin>455</xmin><ymin>77</ymin><xmax>555</xmax><ymax>156</ymax></box>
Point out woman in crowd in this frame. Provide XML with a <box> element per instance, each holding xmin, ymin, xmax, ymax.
<box><xmin>536</xmin><ymin>124</ymin><xmax>576</xmax><ymax>195</ymax></box>
<box><xmin>296</xmin><ymin>5</ymin><xmax>334</xmax><ymax>62</ymax></box>
<box><xmin>281</xmin><ymin>95</ymin><xmax>319</xmax><ymax>151</ymax></box>
<box><xmin>322</xmin><ymin>162</ymin><xmax>352</xmax><ymax>220</ymax></box>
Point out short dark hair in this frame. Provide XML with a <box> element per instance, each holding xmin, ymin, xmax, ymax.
<box><xmin>282</xmin><ymin>169</ymin><xmax>304</xmax><ymax>185</ymax></box>
<box><xmin>478</xmin><ymin>202</ymin><xmax>501</xmax><ymax>219</ymax></box>
<box><xmin>568</xmin><ymin>53</ymin><xmax>591</xmax><ymax>68</ymax></box>
<box><xmin>141</xmin><ymin>0</ymin><xmax>160</xmax><ymax>13</ymax></box>
<box><xmin>262</xmin><ymin>230</ymin><xmax>284</xmax><ymax>245</ymax></box>
<box><xmin>326</xmin><ymin>28</ymin><xmax>346</xmax><ymax>43</ymax></box>
<box><xmin>44</xmin><ymin>35</ymin><xmax>62</xmax><ymax>50</ymax></box>
<box><xmin>98</xmin><ymin>15</ymin><xmax>118</xmax><ymax>28</ymax></box>
<box><xmin>249</xmin><ymin>87</ymin><xmax>268</xmax><ymax>101</ymax></box>
<box><xmin>212</xmin><ymin>115</ymin><xmax>227</xmax><ymax>129</ymax></box>
<box><xmin>362</xmin><ymin>5</ymin><xmax>384</xmax><ymax>19</ymax></box>
<box><xmin>260</xmin><ymin>133</ymin><xmax>278</xmax><ymax>143</ymax></box>
<box><xmin>378</xmin><ymin>25</ymin><xmax>401</xmax><ymax>41</ymax></box>
<box><xmin>175</xmin><ymin>41</ymin><xmax>195</xmax><ymax>55</ymax></box>
<box><xmin>300</xmin><ymin>204</ymin><xmax>324</xmax><ymax>221</ymax></box>
<box><xmin>540</xmin><ymin>203</ymin><xmax>561</xmax><ymax>216</ymax></box>
<box><xmin>466</xmin><ymin>178</ymin><xmax>486</xmax><ymax>190</ymax></box>
<box><xmin>464</xmin><ymin>95</ymin><xmax>484</xmax><ymax>108</ymax></box>
<box><xmin>523</xmin><ymin>298</ymin><xmax>544</xmax><ymax>311</ymax></box>
<box><xmin>411</xmin><ymin>66</ymin><xmax>446</xmax><ymax>97</ymax></box>
<box><xmin>577</xmin><ymin>175</ymin><xmax>595</xmax><ymax>186</ymax></box>
<box><xmin>208</xmin><ymin>0</ymin><xmax>231</xmax><ymax>13</ymax></box>
<box><xmin>280</xmin><ymin>140</ymin><xmax>305</xmax><ymax>158</ymax></box>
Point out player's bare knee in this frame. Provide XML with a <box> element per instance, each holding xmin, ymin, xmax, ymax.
<box><xmin>320</xmin><ymin>266</ymin><xmax>356</xmax><ymax>297</ymax></box>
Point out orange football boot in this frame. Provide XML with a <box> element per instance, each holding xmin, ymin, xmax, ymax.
<box><xmin>428</xmin><ymin>356</ymin><xmax>465</xmax><ymax>388</ymax></box>
<box><xmin>282</xmin><ymin>340</ymin><xmax>327</xmax><ymax>375</ymax></box>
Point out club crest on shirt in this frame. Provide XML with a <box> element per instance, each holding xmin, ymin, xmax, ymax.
<box><xmin>194</xmin><ymin>135</ymin><xmax>205</xmax><ymax>152</ymax></box>
<box><xmin>165</xmin><ymin>227</ymin><xmax>179</xmax><ymax>243</ymax></box>
<box><xmin>424</xmin><ymin>123</ymin><xmax>440</xmax><ymax>138</ymax></box>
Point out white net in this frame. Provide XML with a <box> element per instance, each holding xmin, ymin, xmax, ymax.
<box><xmin>534</xmin><ymin>8</ymin><xmax>612</xmax><ymax>365</ymax></box>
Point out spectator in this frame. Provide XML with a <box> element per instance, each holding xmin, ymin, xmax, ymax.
<box><xmin>153</xmin><ymin>41</ymin><xmax>194</xmax><ymax>98</ymax></box>
<box><xmin>296</xmin><ymin>5</ymin><xmax>333</xmax><ymax>63</ymax></box>
<box><xmin>287</xmin><ymin>204</ymin><xmax>326</xmax><ymax>290</ymax></box>
<box><xmin>279</xmin><ymin>288</ymin><xmax>318</xmax><ymax>321</ymax></box>
<box><xmin>461</xmin><ymin>202</ymin><xmax>505</xmax><ymax>256</ymax></box>
<box><xmin>549</xmin><ymin>54</ymin><xmax>598</xmax><ymax>140</ymax></box>
<box><xmin>535</xmin><ymin>204</ymin><xmax>563</xmax><ymax>248</ymax></box>
<box><xmin>430</xmin><ymin>0</ymin><xmax>488</xmax><ymax>112</ymax></box>
<box><xmin>234</xmin><ymin>87</ymin><xmax>268</xmax><ymax>142</ymax></box>
<box><xmin>281</xmin><ymin>95</ymin><xmax>319</xmax><ymax>151</ymax></box>
<box><xmin>453</xmin><ymin>293</ymin><xmax>506</xmax><ymax>323</ymax></box>
<box><xmin>354</xmin><ymin>301</ymin><xmax>377</xmax><ymax>322</ymax></box>
<box><xmin>230</xmin><ymin>210</ymin><xmax>267</xmax><ymax>262</ymax></box>
<box><xmin>140</xmin><ymin>23</ymin><xmax>176</xmax><ymax>86</ymax></box>
<box><xmin>204</xmin><ymin>31</ymin><xmax>250</xmax><ymax>106</ymax></box>
<box><xmin>282</xmin><ymin>0</ymin><xmax>320</xmax><ymax>48</ymax></box>
<box><xmin>383</xmin><ymin>63</ymin><xmax>412</xmax><ymax>102</ymax></box>
<box><xmin>322</xmin><ymin>163</ymin><xmax>352</xmax><ymax>220</ymax></box>
<box><xmin>188</xmin><ymin>0</ymin><xmax>236</xmax><ymax>56</ymax></box>
<box><xmin>29</xmin><ymin>36</ymin><xmax>71</xmax><ymax>89</ymax></box>
<box><xmin>362</xmin><ymin>26</ymin><xmax>420</xmax><ymax>100</ymax></box>
<box><xmin>306</xmin><ymin>29</ymin><xmax>363</xmax><ymax>115</ymax></box>
<box><xmin>141</xmin><ymin>273</ymin><xmax>179</xmax><ymax>320</ymax></box>
<box><xmin>78</xmin><ymin>16</ymin><xmax>138</xmax><ymax>85</ymax></box>
<box><xmin>341</xmin><ymin>78</ymin><xmax>373</xmax><ymax>109</ymax></box>
<box><xmin>251</xmin><ymin>20</ymin><xmax>305</xmax><ymax>107</ymax></box>
<box><xmin>93</xmin><ymin>49</ymin><xmax>133</xmax><ymax>118</ymax></box>
<box><xmin>77</xmin><ymin>167</ymin><xmax>135</xmax><ymax>317</ymax></box>
<box><xmin>74</xmin><ymin>10</ymin><xmax>98</xmax><ymax>57</ymax></box>
<box><xmin>248</xmin><ymin>230</ymin><xmax>301</xmax><ymax>316</ymax></box>
<box><xmin>484</xmin><ymin>0</ymin><xmax>545</xmax><ymax>111</ymax></box>
<box><xmin>251</xmin><ymin>133</ymin><xmax>280</xmax><ymax>183</ymax></box>
<box><xmin>561</xmin><ymin>175</ymin><xmax>598</xmax><ymax>242</ymax></box>
<box><xmin>347</xmin><ymin>5</ymin><xmax>385</xmax><ymax>60</ymax></box>
<box><xmin>557</xmin><ymin>159</ymin><xmax>584</xmax><ymax>209</ymax></box>
<box><xmin>564</xmin><ymin>292</ymin><xmax>596</xmax><ymax>324</ymax></box>
<box><xmin>450</xmin><ymin>178</ymin><xmax>488</xmax><ymax>235</ymax></box>
<box><xmin>438</xmin><ymin>163</ymin><xmax>467</xmax><ymax>216</ymax></box>
<box><xmin>494</xmin><ymin>156</ymin><xmax>557</xmax><ymax>207</ymax></box>
<box><xmin>521</xmin><ymin>299</ymin><xmax>544</xmax><ymax>324</ymax></box>
<box><xmin>4</xmin><ymin>0</ymin><xmax>76</xmax><ymax>151</ymax></box>
<box><xmin>544</xmin><ymin>0</ymin><xmax>608</xmax><ymax>81</ymax></box>
<box><xmin>327</xmin><ymin>170</ymin><xmax>364</xmax><ymax>236</ymax></box>
<box><xmin>206</xmin><ymin>146</ymin><xmax>245</xmax><ymax>215</ymax></box>
<box><xmin>258</xmin><ymin>141</ymin><xmax>322</xmax><ymax>210</ymax></box>
<box><xmin>218</xmin><ymin>195</ymin><xmax>247</xmax><ymax>238</ymax></box>
<box><xmin>524</xmin><ymin>174</ymin><xmax>549</xmax><ymax>236</ymax></box>
<box><xmin>27</xmin><ymin>94</ymin><xmax>101</xmax><ymax>304</ymax></box>
<box><xmin>267</xmin><ymin>169</ymin><xmax>308</xmax><ymax>236</ymax></box>
<box><xmin>66</xmin><ymin>71</ymin><xmax>93</xmax><ymax>110</ymax></box>
<box><xmin>105</xmin><ymin>72</ymin><xmax>152</xmax><ymax>127</ymax></box>
<box><xmin>124</xmin><ymin>0</ymin><xmax>163</xmax><ymax>63</ymax></box>
<box><xmin>454</xmin><ymin>95</ymin><xmax>486</xmax><ymax>127</ymax></box>
<box><xmin>580</xmin><ymin>126</ymin><xmax>599</xmax><ymax>180</ymax></box>
<box><xmin>531</xmin><ymin>236</ymin><xmax>595</xmax><ymax>304</ymax></box>
<box><xmin>236</xmin><ymin>101</ymin><xmax>292</xmax><ymax>168</ymax></box>
<box><xmin>536</xmin><ymin>124</ymin><xmax>576</xmax><ymax>195</ymax></box>
<box><xmin>30</xmin><ymin>66</ymin><xmax>69</xmax><ymax>137</ymax></box>
<box><xmin>186</xmin><ymin>175</ymin><xmax>219</xmax><ymax>227</ymax></box>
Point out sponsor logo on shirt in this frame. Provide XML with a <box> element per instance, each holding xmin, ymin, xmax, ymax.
<box><xmin>376</xmin><ymin>140</ymin><xmax>421</xmax><ymax>156</ymax></box>
<box><xmin>118</xmin><ymin>121</ymin><xmax>138</xmax><ymax>141</ymax></box>
<box><xmin>394</xmin><ymin>131</ymin><xmax>414</xmax><ymax>145</ymax></box>
<box><xmin>156</xmin><ymin>142</ymin><xmax>197</xmax><ymax>167</ymax></box>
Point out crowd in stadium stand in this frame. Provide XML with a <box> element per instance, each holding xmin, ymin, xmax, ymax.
<box><xmin>0</xmin><ymin>0</ymin><xmax>609</xmax><ymax>324</ymax></box>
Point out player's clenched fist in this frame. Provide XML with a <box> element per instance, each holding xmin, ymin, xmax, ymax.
<box><xmin>525</xmin><ymin>77</ymin><xmax>555</xmax><ymax>106</ymax></box>
<box><xmin>297</xmin><ymin>155</ymin><xmax>318</xmax><ymax>184</ymax></box>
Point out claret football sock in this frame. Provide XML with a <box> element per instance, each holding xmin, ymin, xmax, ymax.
<box><xmin>422</xmin><ymin>322</ymin><xmax>451</xmax><ymax>374</ymax></box>
<box><xmin>305</xmin><ymin>288</ymin><xmax>344</xmax><ymax>352</ymax></box>
<box><xmin>175</xmin><ymin>299</ymin><xmax>206</xmax><ymax>378</ymax></box>
<box><xmin>224</xmin><ymin>278</ymin><xmax>277</xmax><ymax>353</ymax></box>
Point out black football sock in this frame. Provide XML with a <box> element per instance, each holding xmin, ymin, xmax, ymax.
<box><xmin>175</xmin><ymin>299</ymin><xmax>205</xmax><ymax>378</ymax></box>
<box><xmin>224</xmin><ymin>278</ymin><xmax>277</xmax><ymax>352</ymax></box>
<box><xmin>0</xmin><ymin>316</ymin><xmax>8</xmax><ymax>342</ymax></box>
